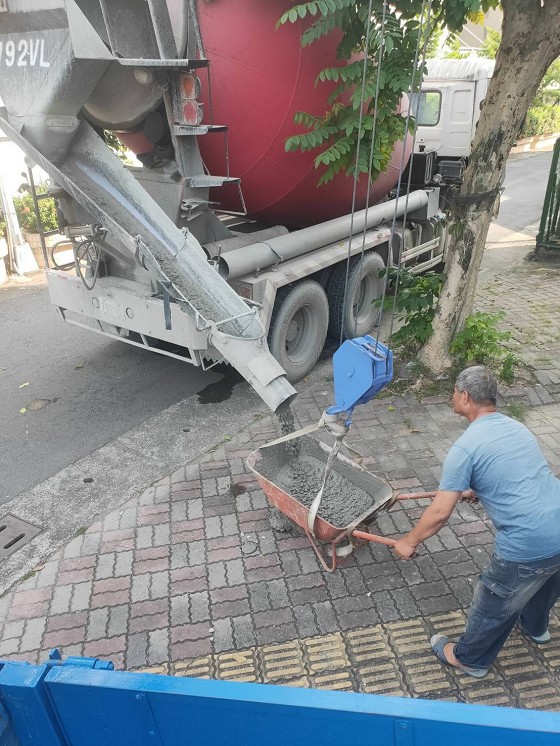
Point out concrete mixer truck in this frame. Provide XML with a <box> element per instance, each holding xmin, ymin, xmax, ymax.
<box><xmin>0</xmin><ymin>0</ymin><xmax>494</xmax><ymax>407</ymax></box>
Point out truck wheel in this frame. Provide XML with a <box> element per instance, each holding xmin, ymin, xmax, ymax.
<box><xmin>327</xmin><ymin>252</ymin><xmax>385</xmax><ymax>340</ymax></box>
<box><xmin>268</xmin><ymin>281</ymin><xmax>329</xmax><ymax>383</ymax></box>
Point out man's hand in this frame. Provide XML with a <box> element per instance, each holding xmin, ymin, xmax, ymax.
<box><xmin>460</xmin><ymin>489</ymin><xmax>479</xmax><ymax>504</ymax></box>
<box><xmin>393</xmin><ymin>537</ymin><xmax>417</xmax><ymax>560</ymax></box>
<box><xmin>393</xmin><ymin>490</ymin><xmax>460</xmax><ymax>561</ymax></box>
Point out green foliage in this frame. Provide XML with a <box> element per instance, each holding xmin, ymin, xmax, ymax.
<box><xmin>280</xmin><ymin>1</ymin><xmax>498</xmax><ymax>187</ymax></box>
<box><xmin>443</xmin><ymin>34</ymin><xmax>469</xmax><ymax>59</ymax></box>
<box><xmin>424</xmin><ymin>25</ymin><xmax>444</xmax><ymax>59</ymax></box>
<box><xmin>534</xmin><ymin>58</ymin><xmax>560</xmax><ymax>106</ymax></box>
<box><xmin>500</xmin><ymin>352</ymin><xmax>517</xmax><ymax>385</ymax></box>
<box><xmin>0</xmin><ymin>211</ymin><xmax>5</xmax><ymax>239</ymax></box>
<box><xmin>104</xmin><ymin>130</ymin><xmax>132</xmax><ymax>163</ymax></box>
<box><xmin>450</xmin><ymin>311</ymin><xmax>518</xmax><ymax>382</ymax></box>
<box><xmin>13</xmin><ymin>184</ymin><xmax>58</xmax><ymax>234</ymax></box>
<box><xmin>447</xmin><ymin>21</ymin><xmax>559</xmax><ymax>138</ymax></box>
<box><xmin>501</xmin><ymin>402</ymin><xmax>526</xmax><ymax>423</ymax></box>
<box><xmin>473</xmin><ymin>24</ymin><xmax>559</xmax><ymax>112</ymax></box>
<box><xmin>377</xmin><ymin>267</ymin><xmax>444</xmax><ymax>350</ymax></box>
<box><xmin>521</xmin><ymin>105</ymin><xmax>560</xmax><ymax>138</ymax></box>
<box><xmin>479</xmin><ymin>26</ymin><xmax>501</xmax><ymax>59</ymax></box>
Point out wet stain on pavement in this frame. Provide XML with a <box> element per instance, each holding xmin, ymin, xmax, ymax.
<box><xmin>197</xmin><ymin>369</ymin><xmax>244</xmax><ymax>405</ymax></box>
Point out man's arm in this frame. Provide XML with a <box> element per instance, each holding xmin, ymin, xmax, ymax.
<box><xmin>394</xmin><ymin>490</ymin><xmax>462</xmax><ymax>560</ymax></box>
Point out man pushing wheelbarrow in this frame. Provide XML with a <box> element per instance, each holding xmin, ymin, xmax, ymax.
<box><xmin>394</xmin><ymin>366</ymin><xmax>560</xmax><ymax>679</ymax></box>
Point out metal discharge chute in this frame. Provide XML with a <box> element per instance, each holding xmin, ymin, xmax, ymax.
<box><xmin>0</xmin><ymin>0</ymin><xmax>296</xmax><ymax>412</ymax></box>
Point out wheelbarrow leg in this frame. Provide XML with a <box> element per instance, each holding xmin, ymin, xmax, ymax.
<box><xmin>303</xmin><ymin>530</ymin><xmax>350</xmax><ymax>573</ymax></box>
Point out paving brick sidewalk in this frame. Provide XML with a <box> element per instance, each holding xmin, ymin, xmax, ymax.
<box><xmin>2</xmin><ymin>252</ymin><xmax>560</xmax><ymax>711</ymax></box>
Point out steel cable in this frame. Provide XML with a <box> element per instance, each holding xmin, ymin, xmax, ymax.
<box><xmin>338</xmin><ymin>0</ymin><xmax>376</xmax><ymax>348</ymax></box>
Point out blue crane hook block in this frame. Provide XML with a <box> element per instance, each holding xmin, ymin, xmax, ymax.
<box><xmin>327</xmin><ymin>336</ymin><xmax>393</xmax><ymax>418</ymax></box>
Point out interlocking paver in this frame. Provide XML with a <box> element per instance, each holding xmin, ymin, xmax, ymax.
<box><xmin>189</xmin><ymin>591</ymin><xmax>210</xmax><ymax>623</ymax></box>
<box><xmin>4</xmin><ymin>247</ymin><xmax>560</xmax><ymax>714</ymax></box>
<box><xmin>20</xmin><ymin>618</ymin><xmax>47</xmax><ymax>653</ymax></box>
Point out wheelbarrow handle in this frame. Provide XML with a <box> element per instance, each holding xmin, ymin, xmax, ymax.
<box><xmin>351</xmin><ymin>492</ymin><xmax>437</xmax><ymax>548</ymax></box>
<box><xmin>351</xmin><ymin>529</ymin><xmax>396</xmax><ymax>547</ymax></box>
<box><xmin>396</xmin><ymin>491</ymin><xmax>437</xmax><ymax>501</ymax></box>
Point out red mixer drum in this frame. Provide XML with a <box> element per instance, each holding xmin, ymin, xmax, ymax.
<box><xmin>196</xmin><ymin>0</ymin><xmax>412</xmax><ymax>228</ymax></box>
<box><xmin>83</xmin><ymin>0</ymin><xmax>412</xmax><ymax>229</ymax></box>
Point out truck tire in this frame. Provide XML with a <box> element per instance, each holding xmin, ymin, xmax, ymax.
<box><xmin>268</xmin><ymin>281</ymin><xmax>329</xmax><ymax>383</ymax></box>
<box><xmin>327</xmin><ymin>252</ymin><xmax>385</xmax><ymax>340</ymax></box>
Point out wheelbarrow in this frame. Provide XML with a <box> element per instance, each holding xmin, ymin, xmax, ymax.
<box><xmin>247</xmin><ymin>426</ymin><xmax>436</xmax><ymax>572</ymax></box>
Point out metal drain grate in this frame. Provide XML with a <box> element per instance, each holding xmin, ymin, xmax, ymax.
<box><xmin>0</xmin><ymin>514</ymin><xmax>42</xmax><ymax>560</ymax></box>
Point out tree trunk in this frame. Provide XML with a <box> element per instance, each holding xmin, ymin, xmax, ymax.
<box><xmin>418</xmin><ymin>0</ymin><xmax>560</xmax><ymax>375</ymax></box>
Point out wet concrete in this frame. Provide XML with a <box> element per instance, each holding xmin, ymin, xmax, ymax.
<box><xmin>274</xmin><ymin>454</ymin><xmax>375</xmax><ymax>527</ymax></box>
<box><xmin>275</xmin><ymin>401</ymin><xmax>299</xmax><ymax>456</ymax></box>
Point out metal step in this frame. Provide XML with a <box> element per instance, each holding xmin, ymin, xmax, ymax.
<box><xmin>117</xmin><ymin>58</ymin><xmax>209</xmax><ymax>69</ymax></box>
<box><xmin>172</xmin><ymin>124</ymin><xmax>228</xmax><ymax>136</ymax></box>
<box><xmin>186</xmin><ymin>175</ymin><xmax>241</xmax><ymax>188</ymax></box>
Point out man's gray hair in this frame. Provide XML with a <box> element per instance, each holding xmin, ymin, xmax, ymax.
<box><xmin>455</xmin><ymin>366</ymin><xmax>497</xmax><ymax>405</ymax></box>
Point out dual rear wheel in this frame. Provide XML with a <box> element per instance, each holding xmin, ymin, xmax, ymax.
<box><xmin>268</xmin><ymin>252</ymin><xmax>385</xmax><ymax>383</ymax></box>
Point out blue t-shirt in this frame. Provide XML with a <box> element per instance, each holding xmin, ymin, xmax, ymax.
<box><xmin>439</xmin><ymin>413</ymin><xmax>560</xmax><ymax>561</ymax></box>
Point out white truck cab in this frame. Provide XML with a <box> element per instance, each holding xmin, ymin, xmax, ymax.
<box><xmin>414</xmin><ymin>58</ymin><xmax>495</xmax><ymax>182</ymax></box>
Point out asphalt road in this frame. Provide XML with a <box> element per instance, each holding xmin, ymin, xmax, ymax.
<box><xmin>495</xmin><ymin>150</ymin><xmax>552</xmax><ymax>233</ymax></box>
<box><xmin>0</xmin><ymin>282</ymin><xmax>222</xmax><ymax>504</ymax></box>
<box><xmin>0</xmin><ymin>148</ymin><xmax>553</xmax><ymax>510</ymax></box>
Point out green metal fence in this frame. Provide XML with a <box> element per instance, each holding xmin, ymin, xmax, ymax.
<box><xmin>536</xmin><ymin>137</ymin><xmax>560</xmax><ymax>252</ymax></box>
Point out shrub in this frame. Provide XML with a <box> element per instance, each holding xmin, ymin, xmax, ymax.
<box><xmin>521</xmin><ymin>105</ymin><xmax>560</xmax><ymax>138</ymax></box>
<box><xmin>377</xmin><ymin>267</ymin><xmax>444</xmax><ymax>351</ymax></box>
<box><xmin>450</xmin><ymin>311</ymin><xmax>519</xmax><ymax>383</ymax></box>
<box><xmin>13</xmin><ymin>184</ymin><xmax>58</xmax><ymax>234</ymax></box>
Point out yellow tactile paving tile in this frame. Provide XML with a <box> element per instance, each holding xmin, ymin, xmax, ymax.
<box><xmin>497</xmin><ymin>637</ymin><xmax>544</xmax><ymax>678</ymax></box>
<box><xmin>260</xmin><ymin>640</ymin><xmax>307</xmax><ymax>684</ymax></box>
<box><xmin>302</xmin><ymin>633</ymin><xmax>349</xmax><ymax>673</ymax></box>
<box><xmin>403</xmin><ymin>656</ymin><xmax>455</xmax><ymax>697</ymax></box>
<box><xmin>346</xmin><ymin>626</ymin><xmax>393</xmax><ymax>663</ymax></box>
<box><xmin>138</xmin><ymin>664</ymin><xmax>169</xmax><ymax>675</ymax></box>
<box><xmin>513</xmin><ymin>678</ymin><xmax>560</xmax><ymax>711</ymax></box>
<box><xmin>541</xmin><ymin>638</ymin><xmax>560</xmax><ymax>671</ymax></box>
<box><xmin>173</xmin><ymin>656</ymin><xmax>213</xmax><ymax>679</ymax></box>
<box><xmin>279</xmin><ymin>677</ymin><xmax>311</xmax><ymax>688</ymax></box>
<box><xmin>312</xmin><ymin>670</ymin><xmax>354</xmax><ymax>691</ymax></box>
<box><xmin>215</xmin><ymin>649</ymin><xmax>259</xmax><ymax>683</ymax></box>
<box><xmin>540</xmin><ymin>618</ymin><xmax>560</xmax><ymax>673</ymax></box>
<box><xmin>464</xmin><ymin>688</ymin><xmax>513</xmax><ymax>707</ymax></box>
<box><xmin>172</xmin><ymin>612</ymin><xmax>560</xmax><ymax>712</ymax></box>
<box><xmin>357</xmin><ymin>660</ymin><xmax>406</xmax><ymax>696</ymax></box>
<box><xmin>384</xmin><ymin>619</ymin><xmax>428</xmax><ymax>656</ymax></box>
<box><xmin>429</xmin><ymin>610</ymin><xmax>467</xmax><ymax>639</ymax></box>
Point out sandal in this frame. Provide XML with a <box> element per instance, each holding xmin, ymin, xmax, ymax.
<box><xmin>430</xmin><ymin>634</ymin><xmax>489</xmax><ymax>679</ymax></box>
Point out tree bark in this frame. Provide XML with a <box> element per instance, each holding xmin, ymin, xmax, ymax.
<box><xmin>418</xmin><ymin>0</ymin><xmax>560</xmax><ymax>374</ymax></box>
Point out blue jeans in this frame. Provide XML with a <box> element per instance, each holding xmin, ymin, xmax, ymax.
<box><xmin>454</xmin><ymin>551</ymin><xmax>560</xmax><ymax>670</ymax></box>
